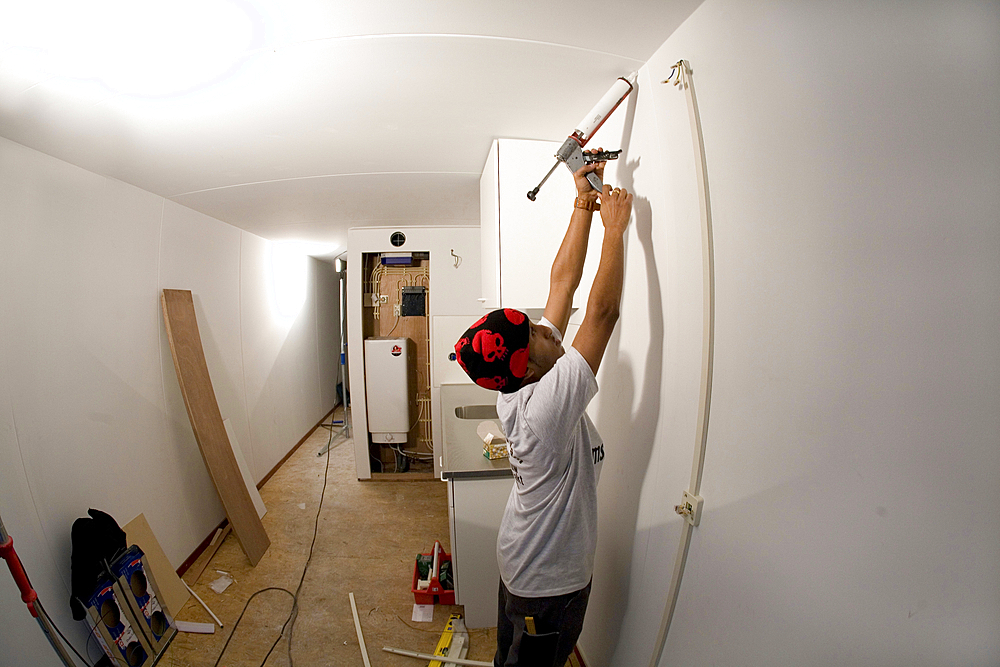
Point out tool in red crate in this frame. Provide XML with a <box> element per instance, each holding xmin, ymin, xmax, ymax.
<box><xmin>412</xmin><ymin>540</ymin><xmax>455</xmax><ymax>606</ymax></box>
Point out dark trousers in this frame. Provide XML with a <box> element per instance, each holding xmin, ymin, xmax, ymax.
<box><xmin>494</xmin><ymin>578</ymin><xmax>592</xmax><ymax>667</ymax></box>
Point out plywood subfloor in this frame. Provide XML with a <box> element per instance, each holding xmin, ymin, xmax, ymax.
<box><xmin>159</xmin><ymin>406</ymin><xmax>498</xmax><ymax>666</ymax></box>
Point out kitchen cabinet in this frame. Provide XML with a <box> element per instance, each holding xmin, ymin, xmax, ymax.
<box><xmin>480</xmin><ymin>138</ymin><xmax>601</xmax><ymax>311</ymax></box>
<box><xmin>447</xmin><ymin>475</ymin><xmax>513</xmax><ymax>629</ymax></box>
<box><xmin>440</xmin><ymin>382</ymin><xmax>513</xmax><ymax>629</ymax></box>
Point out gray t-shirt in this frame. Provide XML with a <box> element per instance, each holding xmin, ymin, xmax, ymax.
<box><xmin>495</xmin><ymin>322</ymin><xmax>604</xmax><ymax>597</ymax></box>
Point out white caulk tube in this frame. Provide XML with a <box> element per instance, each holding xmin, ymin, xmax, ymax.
<box><xmin>527</xmin><ymin>72</ymin><xmax>639</xmax><ymax>201</ymax></box>
<box><xmin>570</xmin><ymin>71</ymin><xmax>638</xmax><ymax>147</ymax></box>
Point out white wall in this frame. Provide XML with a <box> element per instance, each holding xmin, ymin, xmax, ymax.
<box><xmin>580</xmin><ymin>2</ymin><xmax>1000</xmax><ymax>666</ymax></box>
<box><xmin>0</xmin><ymin>137</ymin><xmax>338</xmax><ymax>667</ymax></box>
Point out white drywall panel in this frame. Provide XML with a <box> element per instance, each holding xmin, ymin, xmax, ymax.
<box><xmin>1</xmin><ymin>146</ymin><xmax>170</xmax><ymax>559</ymax></box>
<box><xmin>0</xmin><ymin>277</ymin><xmax>66</xmax><ymax>667</ymax></box>
<box><xmin>0</xmin><ymin>138</ymin><xmax>182</xmax><ymax>660</ymax></box>
<box><xmin>158</xmin><ymin>201</ymin><xmax>246</xmax><ymax>446</ymax></box>
<box><xmin>239</xmin><ymin>233</ymin><xmax>328</xmax><ymax>479</ymax></box>
<box><xmin>578</xmin><ymin>2</ymin><xmax>1000</xmax><ymax>666</ymax></box>
<box><xmin>578</xmin><ymin>60</ymin><xmax>711</xmax><ymax>667</ymax></box>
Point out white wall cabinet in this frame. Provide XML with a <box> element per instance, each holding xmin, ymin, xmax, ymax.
<box><xmin>480</xmin><ymin>139</ymin><xmax>604</xmax><ymax>311</ymax></box>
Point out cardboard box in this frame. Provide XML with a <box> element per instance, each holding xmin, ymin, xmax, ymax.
<box><xmin>110</xmin><ymin>545</ymin><xmax>176</xmax><ymax>655</ymax></box>
<box><xmin>85</xmin><ymin>577</ymin><xmax>155</xmax><ymax>667</ymax></box>
<box><xmin>477</xmin><ymin>420</ymin><xmax>508</xmax><ymax>459</ymax></box>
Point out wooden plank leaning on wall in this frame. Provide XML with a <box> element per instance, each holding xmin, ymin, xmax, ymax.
<box><xmin>161</xmin><ymin>289</ymin><xmax>270</xmax><ymax>566</ymax></box>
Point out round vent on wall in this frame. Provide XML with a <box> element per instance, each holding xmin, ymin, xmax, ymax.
<box><xmin>390</xmin><ymin>232</ymin><xmax>406</xmax><ymax>247</ymax></box>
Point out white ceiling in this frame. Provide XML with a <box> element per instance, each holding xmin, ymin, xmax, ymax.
<box><xmin>0</xmin><ymin>0</ymin><xmax>701</xmax><ymax>254</ymax></box>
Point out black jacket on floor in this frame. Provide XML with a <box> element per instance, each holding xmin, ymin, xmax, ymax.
<box><xmin>69</xmin><ymin>508</ymin><xmax>127</xmax><ymax>621</ymax></box>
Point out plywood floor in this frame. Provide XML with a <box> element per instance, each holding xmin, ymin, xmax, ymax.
<box><xmin>159</xmin><ymin>405</ymin><xmax>498</xmax><ymax>666</ymax></box>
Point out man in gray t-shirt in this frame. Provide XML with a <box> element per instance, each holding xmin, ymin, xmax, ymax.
<box><xmin>455</xmin><ymin>153</ymin><xmax>633</xmax><ymax>667</ymax></box>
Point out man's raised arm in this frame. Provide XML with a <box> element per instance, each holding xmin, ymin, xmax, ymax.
<box><xmin>542</xmin><ymin>153</ymin><xmax>607</xmax><ymax>336</ymax></box>
<box><xmin>572</xmin><ymin>183</ymin><xmax>632</xmax><ymax>375</ymax></box>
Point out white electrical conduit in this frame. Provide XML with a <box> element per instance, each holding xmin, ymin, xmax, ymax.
<box><xmin>349</xmin><ymin>592</ymin><xmax>372</xmax><ymax>667</ymax></box>
<box><xmin>648</xmin><ymin>60</ymin><xmax>716</xmax><ymax>667</ymax></box>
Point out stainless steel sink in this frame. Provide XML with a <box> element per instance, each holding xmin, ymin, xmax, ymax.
<box><xmin>454</xmin><ymin>405</ymin><xmax>498</xmax><ymax>420</ymax></box>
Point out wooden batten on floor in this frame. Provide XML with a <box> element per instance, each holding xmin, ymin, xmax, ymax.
<box><xmin>161</xmin><ymin>289</ymin><xmax>269</xmax><ymax>566</ymax></box>
<box><xmin>177</xmin><ymin>519</ymin><xmax>229</xmax><ymax>578</ymax></box>
<box><xmin>181</xmin><ymin>524</ymin><xmax>232</xmax><ymax>584</ymax></box>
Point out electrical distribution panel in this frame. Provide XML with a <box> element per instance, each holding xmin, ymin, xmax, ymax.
<box><xmin>401</xmin><ymin>286</ymin><xmax>427</xmax><ymax>316</ymax></box>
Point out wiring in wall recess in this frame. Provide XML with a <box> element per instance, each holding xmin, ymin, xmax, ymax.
<box><xmin>366</xmin><ymin>258</ymin><xmax>435</xmax><ymax>466</ymax></box>
<box><xmin>368</xmin><ymin>263</ymin><xmax>429</xmax><ymax>321</ymax></box>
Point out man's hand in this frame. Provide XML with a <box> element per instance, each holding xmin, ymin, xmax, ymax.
<box><xmin>599</xmin><ymin>183</ymin><xmax>633</xmax><ymax>236</ymax></box>
<box><xmin>573</xmin><ymin>148</ymin><xmax>607</xmax><ymax>204</ymax></box>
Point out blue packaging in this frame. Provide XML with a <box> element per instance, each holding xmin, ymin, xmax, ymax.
<box><xmin>110</xmin><ymin>545</ymin><xmax>173</xmax><ymax>648</ymax></box>
<box><xmin>86</xmin><ymin>577</ymin><xmax>149</xmax><ymax>667</ymax></box>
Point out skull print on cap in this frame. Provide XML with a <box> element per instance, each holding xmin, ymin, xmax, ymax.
<box><xmin>454</xmin><ymin>308</ymin><xmax>530</xmax><ymax>394</ymax></box>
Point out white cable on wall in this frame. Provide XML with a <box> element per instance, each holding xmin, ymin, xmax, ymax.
<box><xmin>648</xmin><ymin>59</ymin><xmax>716</xmax><ymax>667</ymax></box>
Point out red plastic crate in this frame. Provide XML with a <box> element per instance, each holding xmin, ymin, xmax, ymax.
<box><xmin>411</xmin><ymin>541</ymin><xmax>455</xmax><ymax>605</ymax></box>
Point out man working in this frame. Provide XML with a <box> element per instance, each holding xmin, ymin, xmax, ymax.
<box><xmin>454</xmin><ymin>153</ymin><xmax>633</xmax><ymax>667</ymax></box>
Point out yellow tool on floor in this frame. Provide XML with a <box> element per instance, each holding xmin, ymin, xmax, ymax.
<box><xmin>429</xmin><ymin>613</ymin><xmax>468</xmax><ymax>667</ymax></box>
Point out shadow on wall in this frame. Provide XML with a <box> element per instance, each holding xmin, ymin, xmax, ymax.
<box><xmin>582</xmin><ymin>87</ymin><xmax>670</xmax><ymax>658</ymax></box>
<box><xmin>588</xmin><ymin>188</ymin><xmax>665</xmax><ymax>657</ymax></box>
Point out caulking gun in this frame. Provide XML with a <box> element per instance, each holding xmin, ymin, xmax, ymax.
<box><xmin>527</xmin><ymin>71</ymin><xmax>638</xmax><ymax>201</ymax></box>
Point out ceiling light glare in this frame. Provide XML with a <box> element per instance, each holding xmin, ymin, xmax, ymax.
<box><xmin>0</xmin><ymin>0</ymin><xmax>264</xmax><ymax>97</ymax></box>
<box><xmin>269</xmin><ymin>242</ymin><xmax>307</xmax><ymax>322</ymax></box>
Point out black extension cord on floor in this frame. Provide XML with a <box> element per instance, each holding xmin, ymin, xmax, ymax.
<box><xmin>212</xmin><ymin>415</ymin><xmax>345</xmax><ymax>667</ymax></box>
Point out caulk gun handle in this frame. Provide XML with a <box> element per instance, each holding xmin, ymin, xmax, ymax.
<box><xmin>585</xmin><ymin>171</ymin><xmax>604</xmax><ymax>193</ymax></box>
<box><xmin>557</xmin><ymin>139</ymin><xmax>604</xmax><ymax>193</ymax></box>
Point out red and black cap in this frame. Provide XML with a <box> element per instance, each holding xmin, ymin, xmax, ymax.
<box><xmin>454</xmin><ymin>309</ymin><xmax>530</xmax><ymax>393</ymax></box>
